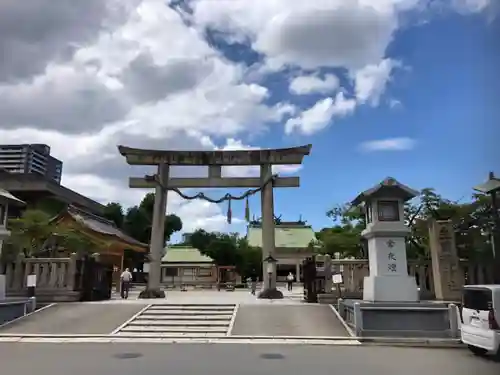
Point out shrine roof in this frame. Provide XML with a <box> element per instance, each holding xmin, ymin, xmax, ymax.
<box><xmin>55</xmin><ymin>206</ymin><xmax>148</xmax><ymax>251</ymax></box>
<box><xmin>0</xmin><ymin>188</ymin><xmax>25</xmax><ymax>205</ymax></box>
<box><xmin>473</xmin><ymin>177</ymin><xmax>500</xmax><ymax>194</ymax></box>
<box><xmin>246</xmin><ymin>224</ymin><xmax>316</xmax><ymax>249</ymax></box>
<box><xmin>161</xmin><ymin>246</ymin><xmax>214</xmax><ymax>263</ymax></box>
<box><xmin>117</xmin><ymin>144</ymin><xmax>312</xmax><ymax>166</ymax></box>
<box><xmin>351</xmin><ymin>177</ymin><xmax>419</xmax><ymax>206</ymax></box>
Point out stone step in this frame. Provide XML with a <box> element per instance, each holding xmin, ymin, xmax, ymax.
<box><xmin>115</xmin><ymin>332</ymin><xmax>225</xmax><ymax>338</ymax></box>
<box><xmin>147</xmin><ymin>306</ymin><xmax>235</xmax><ymax>312</ymax></box>
<box><xmin>129</xmin><ymin>320</ymin><xmax>230</xmax><ymax>327</ymax></box>
<box><xmin>148</xmin><ymin>304</ymin><xmax>235</xmax><ymax>307</ymax></box>
<box><xmin>120</xmin><ymin>326</ymin><xmax>227</xmax><ymax>333</ymax></box>
<box><xmin>135</xmin><ymin>314</ymin><xmax>231</xmax><ymax>321</ymax></box>
<box><xmin>142</xmin><ymin>310</ymin><xmax>233</xmax><ymax>316</ymax></box>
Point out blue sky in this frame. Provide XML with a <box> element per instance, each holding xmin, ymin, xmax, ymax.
<box><xmin>1</xmin><ymin>0</ymin><xmax>497</xmax><ymax>238</ymax></box>
<box><xmin>205</xmin><ymin>7</ymin><xmax>499</xmax><ymax>234</ymax></box>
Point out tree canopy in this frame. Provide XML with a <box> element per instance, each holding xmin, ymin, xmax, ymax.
<box><xmin>2</xmin><ymin>209</ymin><xmax>106</xmax><ymax>261</ymax></box>
<box><xmin>187</xmin><ymin>229</ymin><xmax>262</xmax><ymax>278</ymax></box>
<box><xmin>103</xmin><ymin>193</ymin><xmax>183</xmax><ymax>244</ymax></box>
<box><xmin>318</xmin><ymin>188</ymin><xmax>496</xmax><ymax>260</ymax></box>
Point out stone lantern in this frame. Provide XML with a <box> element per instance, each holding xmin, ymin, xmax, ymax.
<box><xmin>350</xmin><ymin>177</ymin><xmax>419</xmax><ymax>302</ymax></box>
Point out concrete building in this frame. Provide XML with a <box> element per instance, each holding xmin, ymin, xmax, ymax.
<box><xmin>0</xmin><ymin>170</ymin><xmax>104</xmax><ymax>216</ymax></box>
<box><xmin>247</xmin><ymin>222</ymin><xmax>318</xmax><ymax>281</ymax></box>
<box><xmin>0</xmin><ymin>144</ymin><xmax>63</xmax><ymax>183</ymax></box>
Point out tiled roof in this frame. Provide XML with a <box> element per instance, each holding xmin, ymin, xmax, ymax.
<box><xmin>247</xmin><ymin>224</ymin><xmax>316</xmax><ymax>249</ymax></box>
<box><xmin>161</xmin><ymin>246</ymin><xmax>214</xmax><ymax>263</ymax></box>
<box><xmin>0</xmin><ymin>189</ymin><xmax>25</xmax><ymax>205</ymax></box>
<box><xmin>65</xmin><ymin>206</ymin><xmax>148</xmax><ymax>249</ymax></box>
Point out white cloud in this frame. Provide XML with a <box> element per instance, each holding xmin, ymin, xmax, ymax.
<box><xmin>219</xmin><ymin>138</ymin><xmax>302</xmax><ymax>176</ymax></box>
<box><xmin>193</xmin><ymin>0</ymin><xmax>400</xmax><ymax>71</ymax></box>
<box><xmin>285</xmin><ymin>92</ymin><xmax>356</xmax><ymax>135</ymax></box>
<box><xmin>359</xmin><ymin>137</ymin><xmax>416</xmax><ymax>152</ymax></box>
<box><xmin>0</xmin><ymin>0</ymin><xmax>489</xmax><ymax>233</ymax></box>
<box><xmin>289</xmin><ymin>73</ymin><xmax>339</xmax><ymax>95</ymax></box>
<box><xmin>353</xmin><ymin>58</ymin><xmax>401</xmax><ymax>106</ymax></box>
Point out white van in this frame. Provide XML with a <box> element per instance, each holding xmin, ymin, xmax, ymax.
<box><xmin>460</xmin><ymin>285</ymin><xmax>500</xmax><ymax>357</ymax></box>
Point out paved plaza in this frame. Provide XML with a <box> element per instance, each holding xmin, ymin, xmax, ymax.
<box><xmin>1</xmin><ymin>343</ymin><xmax>498</xmax><ymax>375</ymax></box>
<box><xmin>0</xmin><ymin>286</ymin><xmax>352</xmax><ymax>339</ymax></box>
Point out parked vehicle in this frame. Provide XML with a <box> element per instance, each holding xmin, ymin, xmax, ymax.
<box><xmin>460</xmin><ymin>284</ymin><xmax>500</xmax><ymax>358</ymax></box>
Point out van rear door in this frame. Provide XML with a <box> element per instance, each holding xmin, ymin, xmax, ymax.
<box><xmin>462</xmin><ymin>287</ymin><xmax>493</xmax><ymax>330</ymax></box>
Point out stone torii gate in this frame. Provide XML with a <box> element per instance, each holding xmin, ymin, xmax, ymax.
<box><xmin>118</xmin><ymin>145</ymin><xmax>311</xmax><ymax>299</ymax></box>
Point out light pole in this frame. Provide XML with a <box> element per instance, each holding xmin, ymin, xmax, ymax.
<box><xmin>473</xmin><ymin>171</ymin><xmax>500</xmax><ymax>283</ymax></box>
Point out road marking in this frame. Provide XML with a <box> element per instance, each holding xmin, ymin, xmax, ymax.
<box><xmin>226</xmin><ymin>304</ymin><xmax>239</xmax><ymax>336</ymax></box>
<box><xmin>0</xmin><ymin>303</ymin><xmax>56</xmax><ymax>330</ymax></box>
<box><xmin>329</xmin><ymin>304</ymin><xmax>355</xmax><ymax>337</ymax></box>
<box><xmin>110</xmin><ymin>304</ymin><xmax>152</xmax><ymax>334</ymax></box>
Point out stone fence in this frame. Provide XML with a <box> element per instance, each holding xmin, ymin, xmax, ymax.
<box><xmin>317</xmin><ymin>257</ymin><xmax>495</xmax><ymax>302</ymax></box>
<box><xmin>0</xmin><ymin>254</ymin><xmax>495</xmax><ymax>303</ymax></box>
<box><xmin>0</xmin><ymin>254</ymin><xmax>80</xmax><ymax>302</ymax></box>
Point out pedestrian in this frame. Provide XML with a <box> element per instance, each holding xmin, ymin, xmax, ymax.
<box><xmin>249</xmin><ymin>270</ymin><xmax>257</xmax><ymax>295</ymax></box>
<box><xmin>120</xmin><ymin>268</ymin><xmax>133</xmax><ymax>299</ymax></box>
<box><xmin>286</xmin><ymin>272</ymin><xmax>294</xmax><ymax>291</ymax></box>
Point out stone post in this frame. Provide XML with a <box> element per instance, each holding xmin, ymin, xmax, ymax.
<box><xmin>66</xmin><ymin>253</ymin><xmax>78</xmax><ymax>291</ymax></box>
<box><xmin>324</xmin><ymin>254</ymin><xmax>333</xmax><ymax>293</ymax></box>
<box><xmin>260</xmin><ymin>163</ymin><xmax>275</xmax><ymax>290</ymax></box>
<box><xmin>429</xmin><ymin>220</ymin><xmax>462</xmax><ymax>301</ymax></box>
<box><xmin>144</xmin><ymin>163</ymin><xmax>169</xmax><ymax>298</ymax></box>
<box><xmin>13</xmin><ymin>253</ymin><xmax>25</xmax><ymax>291</ymax></box>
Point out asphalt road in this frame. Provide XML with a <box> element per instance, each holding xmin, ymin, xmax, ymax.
<box><xmin>1</xmin><ymin>343</ymin><xmax>498</xmax><ymax>375</ymax></box>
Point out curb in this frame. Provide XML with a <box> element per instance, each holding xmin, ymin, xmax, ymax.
<box><xmin>0</xmin><ymin>332</ymin><xmax>464</xmax><ymax>348</ymax></box>
<box><xmin>359</xmin><ymin>338</ymin><xmax>465</xmax><ymax>349</ymax></box>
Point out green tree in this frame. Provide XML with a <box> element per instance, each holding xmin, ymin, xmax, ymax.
<box><xmin>4</xmin><ymin>209</ymin><xmax>104</xmax><ymax>259</ymax></box>
<box><xmin>7</xmin><ymin>209</ymin><xmax>54</xmax><ymax>257</ymax></box>
<box><xmin>102</xmin><ymin>202</ymin><xmax>125</xmax><ymax>228</ymax></box>
<box><xmin>322</xmin><ymin>188</ymin><xmax>495</xmax><ymax>260</ymax></box>
<box><xmin>188</xmin><ymin>229</ymin><xmax>262</xmax><ymax>278</ymax></box>
<box><xmin>122</xmin><ymin>193</ymin><xmax>182</xmax><ymax>244</ymax></box>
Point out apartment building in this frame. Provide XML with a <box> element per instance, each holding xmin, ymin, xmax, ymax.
<box><xmin>0</xmin><ymin>144</ymin><xmax>63</xmax><ymax>183</ymax></box>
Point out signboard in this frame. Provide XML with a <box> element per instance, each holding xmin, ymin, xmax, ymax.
<box><xmin>27</xmin><ymin>274</ymin><xmax>37</xmax><ymax>287</ymax></box>
<box><xmin>332</xmin><ymin>274</ymin><xmax>343</xmax><ymax>284</ymax></box>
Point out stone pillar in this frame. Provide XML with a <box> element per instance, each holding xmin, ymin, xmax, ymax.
<box><xmin>295</xmin><ymin>261</ymin><xmax>301</xmax><ymax>282</ymax></box>
<box><xmin>147</xmin><ymin>163</ymin><xmax>169</xmax><ymax>294</ymax></box>
<box><xmin>0</xmin><ymin>274</ymin><xmax>5</xmax><ymax>301</ymax></box>
<box><xmin>429</xmin><ymin>220</ymin><xmax>462</xmax><ymax>301</ymax></box>
<box><xmin>324</xmin><ymin>254</ymin><xmax>333</xmax><ymax>293</ymax></box>
<box><xmin>260</xmin><ymin>163</ymin><xmax>275</xmax><ymax>290</ymax></box>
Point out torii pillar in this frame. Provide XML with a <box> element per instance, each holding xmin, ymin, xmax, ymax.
<box><xmin>118</xmin><ymin>144</ymin><xmax>312</xmax><ymax>299</ymax></box>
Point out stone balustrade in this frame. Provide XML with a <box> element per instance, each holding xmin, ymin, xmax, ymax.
<box><xmin>316</xmin><ymin>257</ymin><xmax>495</xmax><ymax>303</ymax></box>
<box><xmin>0</xmin><ymin>254</ymin><xmax>80</xmax><ymax>302</ymax></box>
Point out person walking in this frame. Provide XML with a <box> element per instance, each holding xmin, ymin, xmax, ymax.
<box><xmin>120</xmin><ymin>268</ymin><xmax>133</xmax><ymax>299</ymax></box>
<box><xmin>249</xmin><ymin>269</ymin><xmax>258</xmax><ymax>295</ymax></box>
<box><xmin>286</xmin><ymin>272</ymin><xmax>295</xmax><ymax>291</ymax></box>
